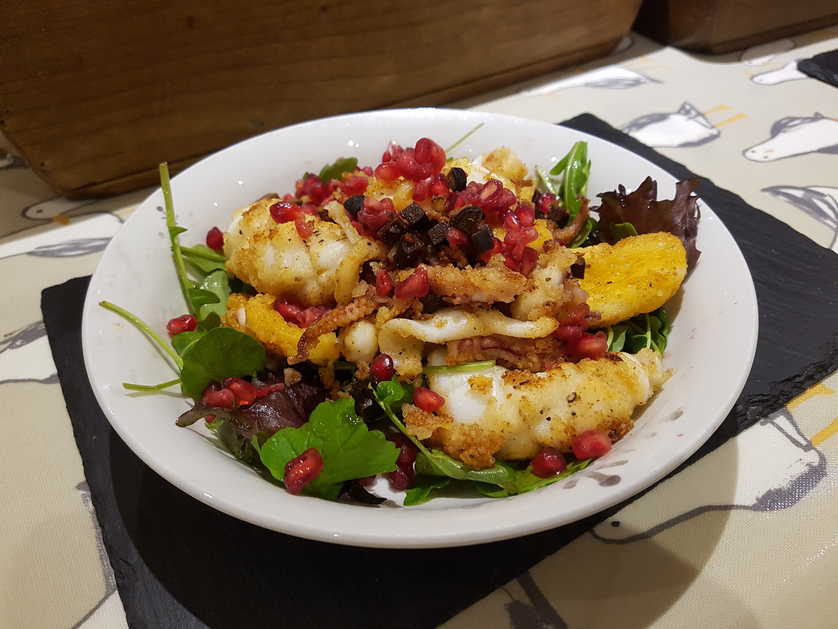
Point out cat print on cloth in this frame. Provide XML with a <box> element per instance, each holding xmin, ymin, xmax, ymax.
<box><xmin>0</xmin><ymin>321</ymin><xmax>56</xmax><ymax>385</ymax></box>
<box><xmin>763</xmin><ymin>185</ymin><xmax>838</xmax><ymax>251</ymax></box>
<box><xmin>743</xmin><ymin>113</ymin><xmax>838</xmax><ymax>162</ymax></box>
<box><xmin>622</xmin><ymin>102</ymin><xmax>720</xmax><ymax>148</ymax></box>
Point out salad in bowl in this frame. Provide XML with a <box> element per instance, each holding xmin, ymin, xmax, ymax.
<box><xmin>99</xmin><ymin>129</ymin><xmax>700</xmax><ymax>506</ymax></box>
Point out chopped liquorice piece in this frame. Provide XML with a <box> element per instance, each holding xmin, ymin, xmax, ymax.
<box><xmin>400</xmin><ymin>203</ymin><xmax>429</xmax><ymax>229</ymax></box>
<box><xmin>377</xmin><ymin>216</ymin><xmax>408</xmax><ymax>245</ymax></box>
<box><xmin>531</xmin><ymin>188</ymin><xmax>542</xmax><ymax>206</ymax></box>
<box><xmin>548</xmin><ymin>203</ymin><xmax>568</xmax><ymax>225</ymax></box>
<box><xmin>469</xmin><ymin>225</ymin><xmax>495</xmax><ymax>253</ymax></box>
<box><xmin>446</xmin><ymin>167</ymin><xmax>467</xmax><ymax>191</ymax></box>
<box><xmin>427</xmin><ymin>221</ymin><xmax>450</xmax><ymax>246</ymax></box>
<box><xmin>391</xmin><ymin>232</ymin><xmax>430</xmax><ymax>268</ymax></box>
<box><xmin>451</xmin><ymin>205</ymin><xmax>484</xmax><ymax>235</ymax></box>
<box><xmin>343</xmin><ymin>194</ymin><xmax>364</xmax><ymax>217</ymax></box>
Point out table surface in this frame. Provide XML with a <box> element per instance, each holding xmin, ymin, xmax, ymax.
<box><xmin>2</xmin><ymin>28</ymin><xmax>837</xmax><ymax>629</ymax></box>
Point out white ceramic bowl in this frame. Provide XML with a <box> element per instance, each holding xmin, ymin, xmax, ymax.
<box><xmin>82</xmin><ymin>108</ymin><xmax>758</xmax><ymax>548</ymax></box>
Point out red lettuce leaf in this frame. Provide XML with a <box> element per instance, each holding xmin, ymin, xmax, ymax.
<box><xmin>177</xmin><ymin>381</ymin><xmax>326</xmax><ymax>440</ymax></box>
<box><xmin>596</xmin><ymin>177</ymin><xmax>701</xmax><ymax>269</ymax></box>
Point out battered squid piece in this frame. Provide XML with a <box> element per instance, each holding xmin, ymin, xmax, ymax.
<box><xmin>425</xmin><ymin>264</ymin><xmax>528</xmax><ymax>304</ymax></box>
<box><xmin>510</xmin><ymin>244</ymin><xmax>585</xmax><ymax>321</ymax></box>
<box><xmin>293</xmin><ymin>292</ymin><xmax>378</xmax><ymax>362</ymax></box>
<box><xmin>426</xmin><ymin>348</ymin><xmax>667</xmax><ymax>467</ymax></box>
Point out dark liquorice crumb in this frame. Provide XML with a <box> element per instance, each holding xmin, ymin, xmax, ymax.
<box><xmin>451</xmin><ymin>205</ymin><xmax>484</xmax><ymax>235</ymax></box>
<box><xmin>377</xmin><ymin>216</ymin><xmax>408</xmax><ymax>245</ymax></box>
<box><xmin>446</xmin><ymin>167</ymin><xmax>467</xmax><ymax>191</ymax></box>
<box><xmin>469</xmin><ymin>225</ymin><xmax>494</xmax><ymax>253</ymax></box>
<box><xmin>427</xmin><ymin>221</ymin><xmax>450</xmax><ymax>246</ymax></box>
<box><xmin>400</xmin><ymin>203</ymin><xmax>428</xmax><ymax>228</ymax></box>
<box><xmin>343</xmin><ymin>194</ymin><xmax>364</xmax><ymax>217</ymax></box>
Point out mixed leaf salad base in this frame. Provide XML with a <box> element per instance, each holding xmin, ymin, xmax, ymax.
<box><xmin>101</xmin><ymin>130</ymin><xmax>699</xmax><ymax>506</ymax></box>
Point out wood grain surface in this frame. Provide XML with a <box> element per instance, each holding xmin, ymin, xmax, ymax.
<box><xmin>636</xmin><ymin>0</ymin><xmax>838</xmax><ymax>53</ymax></box>
<box><xmin>0</xmin><ymin>0</ymin><xmax>640</xmax><ymax>197</ymax></box>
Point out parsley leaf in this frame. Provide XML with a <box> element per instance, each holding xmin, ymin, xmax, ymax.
<box><xmin>605</xmin><ymin>307</ymin><xmax>670</xmax><ymax>355</ymax></box>
<box><xmin>258</xmin><ymin>398</ymin><xmax>399</xmax><ymax>500</ymax></box>
<box><xmin>318</xmin><ymin>157</ymin><xmax>358</xmax><ymax>184</ymax></box>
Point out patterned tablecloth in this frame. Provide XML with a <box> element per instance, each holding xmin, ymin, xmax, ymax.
<box><xmin>1</xmin><ymin>28</ymin><xmax>837</xmax><ymax>629</ymax></box>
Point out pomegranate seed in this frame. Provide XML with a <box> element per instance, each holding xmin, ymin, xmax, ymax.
<box><xmin>519</xmin><ymin>246</ymin><xmax>539</xmax><ymax>276</ymax></box>
<box><xmin>202</xmin><ymin>386</ymin><xmax>236</xmax><ymax>409</ymax></box>
<box><xmin>516</xmin><ymin>203</ymin><xmax>535</xmax><ymax>228</ymax></box>
<box><xmin>414</xmin><ymin>137</ymin><xmax>446</xmax><ymax>172</ymax></box>
<box><xmin>446</xmin><ymin>227</ymin><xmax>468</xmax><ymax>248</ymax></box>
<box><xmin>295</xmin><ymin>174</ymin><xmax>328</xmax><ymax>205</ymax></box>
<box><xmin>430</xmin><ymin>174</ymin><xmax>449</xmax><ymax>197</ymax></box>
<box><xmin>531</xmin><ymin>447</ymin><xmax>568</xmax><ymax>478</ymax></box>
<box><xmin>269</xmin><ymin>201</ymin><xmax>298</xmax><ymax>223</ymax></box>
<box><xmin>571</xmin><ymin>429</ymin><xmax>612</xmax><ymax>459</ymax></box>
<box><xmin>361</xmin><ymin>166</ymin><xmax>374</xmax><ymax>176</ymax></box>
<box><xmin>223</xmin><ymin>377</ymin><xmax>259</xmax><ymax>405</ymax></box>
<box><xmin>394</xmin><ymin>266</ymin><xmax>429</xmax><ymax>299</ymax></box>
<box><xmin>205</xmin><ymin>226</ymin><xmax>224</xmax><ymax>252</ymax></box>
<box><xmin>387</xmin><ymin>468</ymin><xmax>413</xmax><ymax>491</ymax></box>
<box><xmin>339</xmin><ymin>174</ymin><xmax>368</xmax><ymax>196</ymax></box>
<box><xmin>358</xmin><ymin>197</ymin><xmax>395</xmax><ymax>234</ymax></box>
<box><xmin>294</xmin><ymin>216</ymin><xmax>313</xmax><ymax>239</ymax></box>
<box><xmin>412</xmin><ymin>178</ymin><xmax>432</xmax><ymax>202</ymax></box>
<box><xmin>204</xmin><ymin>415</ymin><xmax>217</xmax><ymax>426</ymax></box>
<box><xmin>553</xmin><ymin>323</ymin><xmax>585</xmax><ymax>341</ymax></box>
<box><xmin>375</xmin><ymin>270</ymin><xmax>394</xmax><ymax>297</ymax></box>
<box><xmin>413</xmin><ymin>386</ymin><xmax>445</xmax><ymax>413</ymax></box>
<box><xmin>166</xmin><ymin>314</ymin><xmax>197</xmax><ymax>336</ymax></box>
<box><xmin>479</xmin><ymin>180</ymin><xmax>499</xmax><ymax>202</ymax></box>
<box><xmin>536</xmin><ymin>192</ymin><xmax>556</xmax><ymax>216</ymax></box>
<box><xmin>300</xmin><ymin>203</ymin><xmax>319</xmax><ymax>216</ymax></box>
<box><xmin>375</xmin><ymin>162</ymin><xmax>400</xmax><ymax>182</ymax></box>
<box><xmin>371</xmin><ymin>353</ymin><xmax>395</xmax><ymax>382</ymax></box>
<box><xmin>284</xmin><ymin>447</ymin><xmax>324</xmax><ymax>495</ymax></box>
<box><xmin>570</xmin><ymin>331</ymin><xmax>608</xmax><ymax>360</ymax></box>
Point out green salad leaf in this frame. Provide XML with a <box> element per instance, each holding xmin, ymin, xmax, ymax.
<box><xmin>404</xmin><ymin>477</ymin><xmax>451</xmax><ymax>506</ymax></box>
<box><xmin>549</xmin><ymin>141</ymin><xmax>591</xmax><ymax>220</ymax></box>
<box><xmin>475</xmin><ymin>458</ymin><xmax>592</xmax><ymax>498</ymax></box>
<box><xmin>196</xmin><ymin>269</ymin><xmax>230</xmax><ymax>322</ymax></box>
<box><xmin>179</xmin><ymin>327</ymin><xmax>266</xmax><ymax>398</ymax></box>
<box><xmin>181</xmin><ymin>244</ymin><xmax>227</xmax><ymax>274</ymax></box>
<box><xmin>608</xmin><ymin>221</ymin><xmax>639</xmax><ymax>242</ymax></box>
<box><xmin>605</xmin><ymin>307</ymin><xmax>669</xmax><ymax>354</ymax></box>
<box><xmin>318</xmin><ymin>157</ymin><xmax>358</xmax><ymax>184</ymax></box>
<box><xmin>258</xmin><ymin>398</ymin><xmax>399</xmax><ymax>500</ymax></box>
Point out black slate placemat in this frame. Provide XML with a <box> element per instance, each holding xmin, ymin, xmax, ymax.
<box><xmin>799</xmin><ymin>49</ymin><xmax>838</xmax><ymax>88</ymax></box>
<box><xmin>43</xmin><ymin>115</ymin><xmax>838</xmax><ymax>629</ymax></box>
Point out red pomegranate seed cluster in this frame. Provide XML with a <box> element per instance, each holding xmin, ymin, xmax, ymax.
<box><xmin>412</xmin><ymin>387</ymin><xmax>445</xmax><ymax>413</ymax></box>
<box><xmin>552</xmin><ymin>303</ymin><xmax>607</xmax><ymax>360</ymax></box>
<box><xmin>284</xmin><ymin>447</ymin><xmax>325</xmax><ymax>494</ymax></box>
<box><xmin>531</xmin><ymin>447</ymin><xmax>568</xmax><ymax>478</ymax></box>
<box><xmin>571</xmin><ymin>429</ymin><xmax>612</xmax><ymax>459</ymax></box>
<box><xmin>375</xmin><ymin>138</ymin><xmax>446</xmax><ymax>183</ymax></box>
<box><xmin>357</xmin><ymin>197</ymin><xmax>395</xmax><ymax>235</ymax></box>
<box><xmin>269</xmin><ymin>200</ymin><xmax>319</xmax><ymax>239</ymax></box>
<box><xmin>370</xmin><ymin>353</ymin><xmax>395</xmax><ymax>382</ymax></box>
<box><xmin>166</xmin><ymin>314</ymin><xmax>197</xmax><ymax>336</ymax></box>
<box><xmin>338</xmin><ymin>174</ymin><xmax>369</xmax><ymax>196</ymax></box>
<box><xmin>394</xmin><ymin>266</ymin><xmax>429</xmax><ymax>299</ymax></box>
<box><xmin>501</xmin><ymin>202</ymin><xmax>539</xmax><ymax>275</ymax></box>
<box><xmin>449</xmin><ymin>179</ymin><xmax>517</xmax><ymax>223</ymax></box>
<box><xmin>412</xmin><ymin>173</ymin><xmax>449</xmax><ymax>202</ymax></box>
<box><xmin>201</xmin><ymin>378</ymin><xmax>284</xmax><ymax>410</ymax></box>
<box><xmin>273</xmin><ymin>299</ymin><xmax>329</xmax><ymax>328</ymax></box>
<box><xmin>386</xmin><ymin>433</ymin><xmax>418</xmax><ymax>491</ymax></box>
<box><xmin>295</xmin><ymin>174</ymin><xmax>332</xmax><ymax>206</ymax></box>
<box><xmin>205</xmin><ymin>226</ymin><xmax>224</xmax><ymax>252</ymax></box>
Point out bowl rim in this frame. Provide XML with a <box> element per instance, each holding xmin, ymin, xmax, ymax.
<box><xmin>82</xmin><ymin>107</ymin><xmax>758</xmax><ymax>548</ymax></box>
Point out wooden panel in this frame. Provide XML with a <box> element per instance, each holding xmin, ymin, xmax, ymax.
<box><xmin>636</xmin><ymin>0</ymin><xmax>838</xmax><ymax>53</ymax></box>
<box><xmin>0</xmin><ymin>0</ymin><xmax>640</xmax><ymax>197</ymax></box>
